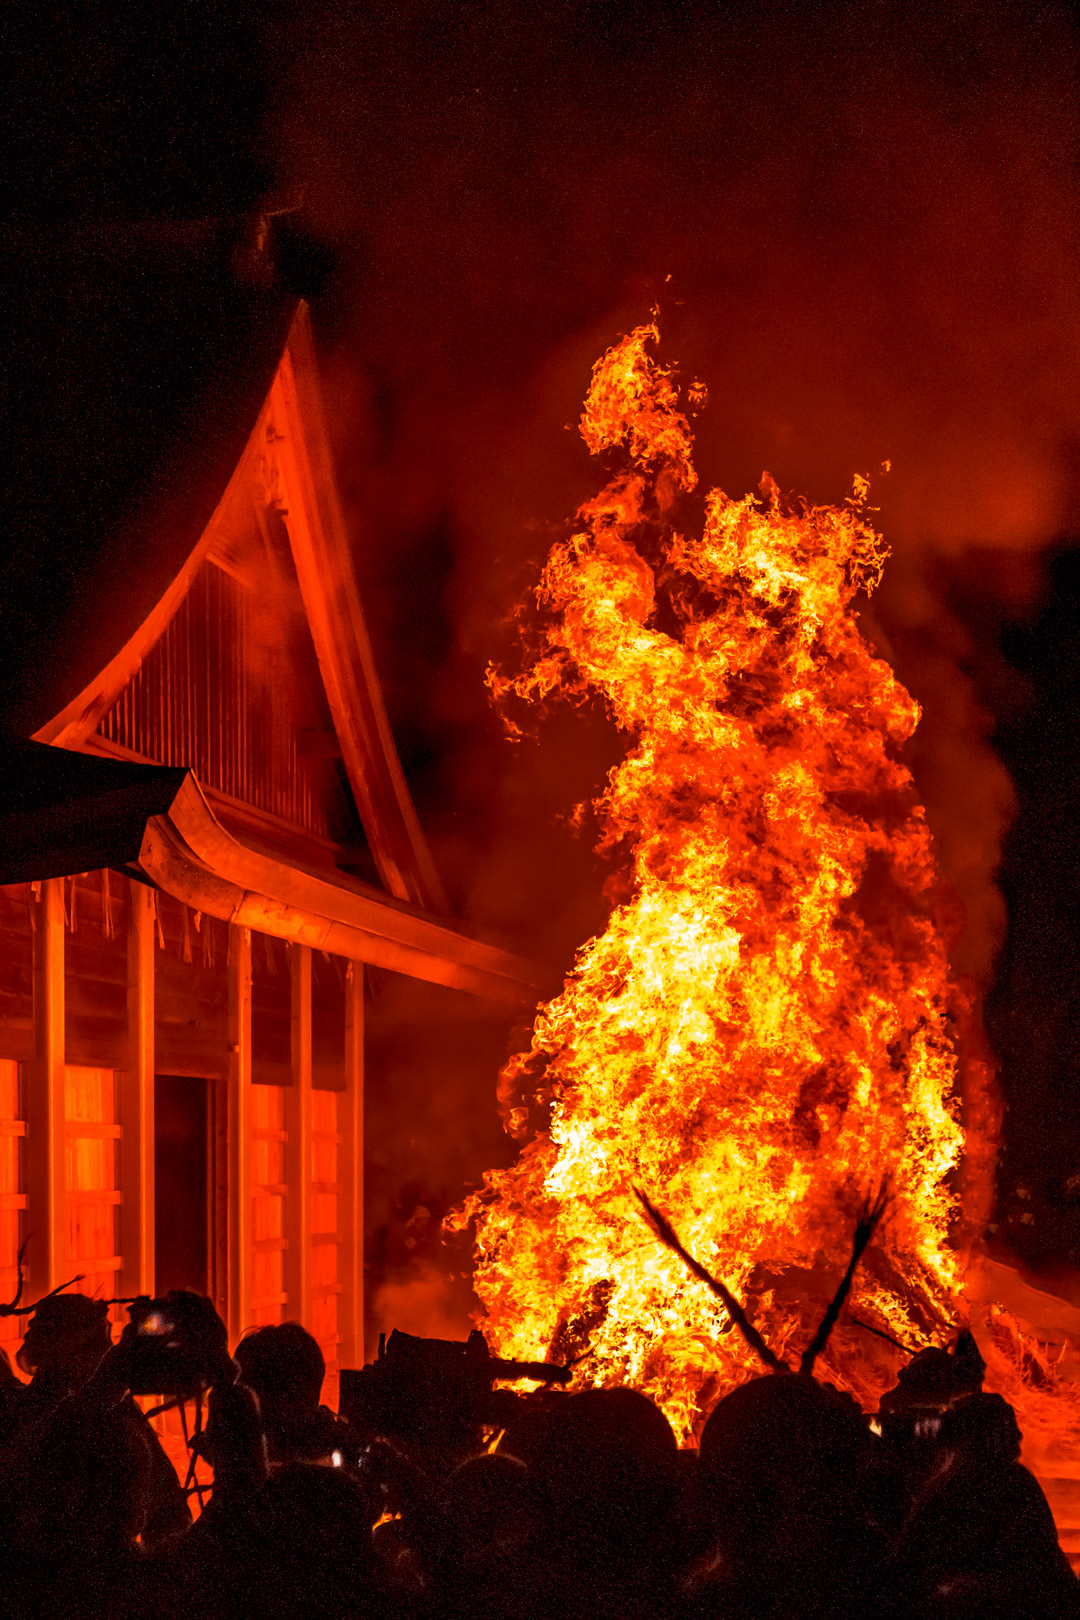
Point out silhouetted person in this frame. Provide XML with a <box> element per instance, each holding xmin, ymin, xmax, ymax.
<box><xmin>874</xmin><ymin>1329</ymin><xmax>987</xmax><ymax>1532</ymax></box>
<box><xmin>892</xmin><ymin>1391</ymin><xmax>1079</xmax><ymax>1619</ymax></box>
<box><xmin>239</xmin><ymin>1463</ymin><xmax>378</xmax><ymax>1620</ymax></box>
<box><xmin>425</xmin><ymin>1450</ymin><xmax>552</xmax><ymax>1620</ymax></box>
<box><xmin>693</xmin><ymin>1372</ymin><xmax>887</xmax><ymax>1619</ymax></box>
<box><xmin>505</xmin><ymin>1386</ymin><xmax>683</xmax><ymax>1620</ymax></box>
<box><xmin>235</xmin><ymin>1321</ymin><xmax>356</xmax><ymax>1467</ymax></box>
<box><xmin>0</xmin><ymin>1295</ymin><xmax>189</xmax><ymax>1620</ymax></box>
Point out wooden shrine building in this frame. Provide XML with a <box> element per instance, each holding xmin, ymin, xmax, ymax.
<box><xmin>0</xmin><ymin>225</ymin><xmax>539</xmax><ymax>1388</ymax></box>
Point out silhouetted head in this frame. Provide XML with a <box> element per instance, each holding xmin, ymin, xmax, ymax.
<box><xmin>441</xmin><ymin>1451</ymin><xmax>548</xmax><ymax>1566</ymax></box>
<box><xmin>699</xmin><ymin>1372</ymin><xmax>867</xmax><ymax>1540</ymax></box>
<box><xmin>17</xmin><ymin>1293</ymin><xmax>110</xmax><ymax>1382</ymax></box>
<box><xmin>519</xmin><ymin>1386</ymin><xmax>680</xmax><ymax>1562</ymax></box>
<box><xmin>879</xmin><ymin>1329</ymin><xmax>986</xmax><ymax>1419</ymax></box>
<box><xmin>940</xmin><ymin>1391</ymin><xmax>1022</xmax><ymax>1468</ymax></box>
<box><xmin>235</xmin><ymin>1321</ymin><xmax>325</xmax><ymax>1417</ymax></box>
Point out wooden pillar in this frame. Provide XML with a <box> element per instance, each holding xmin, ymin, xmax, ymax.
<box><xmin>119</xmin><ymin>881</ymin><xmax>155</xmax><ymax>1298</ymax></box>
<box><xmin>227</xmin><ymin>926</ymin><xmax>253</xmax><ymax>1344</ymax></box>
<box><xmin>285</xmin><ymin>943</ymin><xmax>312</xmax><ymax>1328</ymax></box>
<box><xmin>339</xmin><ymin>962</ymin><xmax>364</xmax><ymax>1368</ymax></box>
<box><xmin>25</xmin><ymin>879</ymin><xmax>66</xmax><ymax>1297</ymax></box>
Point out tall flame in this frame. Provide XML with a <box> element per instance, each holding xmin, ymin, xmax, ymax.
<box><xmin>460</xmin><ymin>323</ymin><xmax>972</xmax><ymax>1433</ymax></box>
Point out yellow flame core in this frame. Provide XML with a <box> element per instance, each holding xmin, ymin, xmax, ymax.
<box><xmin>464</xmin><ymin>326</ymin><xmax>966</xmax><ymax>1438</ymax></box>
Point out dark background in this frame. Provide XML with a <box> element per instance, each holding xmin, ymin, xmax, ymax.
<box><xmin>7</xmin><ymin>0</ymin><xmax>1080</xmax><ymax>1324</ymax></box>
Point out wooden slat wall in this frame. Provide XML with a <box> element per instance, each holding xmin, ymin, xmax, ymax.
<box><xmin>0</xmin><ymin>1061</ymin><xmax>25</xmax><ymax>1363</ymax></box>
<box><xmin>251</xmin><ymin>1083</ymin><xmax>287</xmax><ymax>1325</ymax></box>
<box><xmin>0</xmin><ymin>887</ymin><xmax>34</xmax><ymax>1061</ymax></box>
<box><xmin>65</xmin><ymin>1065</ymin><xmax>122</xmax><ymax>1303</ymax></box>
<box><xmin>4</xmin><ymin>869</ymin><xmax>361</xmax><ymax>1383</ymax></box>
<box><xmin>96</xmin><ymin>555</ymin><xmax>354</xmax><ymax>844</ymax></box>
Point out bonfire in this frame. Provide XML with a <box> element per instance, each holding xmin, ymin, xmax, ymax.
<box><xmin>455</xmin><ymin>322</ymin><xmax>1077</xmax><ymax>1454</ymax></box>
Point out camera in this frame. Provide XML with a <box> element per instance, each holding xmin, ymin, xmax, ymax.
<box><xmin>339</xmin><ymin>1328</ymin><xmax>570</xmax><ymax>1452</ymax></box>
<box><xmin>124</xmin><ymin>1290</ymin><xmax>231</xmax><ymax>1397</ymax></box>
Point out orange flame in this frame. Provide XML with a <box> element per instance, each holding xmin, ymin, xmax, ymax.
<box><xmin>459</xmin><ymin>323</ymin><xmax>979</xmax><ymax>1436</ymax></box>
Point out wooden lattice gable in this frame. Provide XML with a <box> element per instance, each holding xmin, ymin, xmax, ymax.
<box><xmin>37</xmin><ymin>305</ymin><xmax>446</xmax><ymax>914</ymax></box>
<box><xmin>90</xmin><ymin>449</ymin><xmax>368</xmax><ymax>870</ymax></box>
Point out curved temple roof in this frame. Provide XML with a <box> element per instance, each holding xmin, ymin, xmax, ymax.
<box><xmin>2</xmin><ymin>235</ymin><xmax>544</xmax><ymax>1008</ymax></box>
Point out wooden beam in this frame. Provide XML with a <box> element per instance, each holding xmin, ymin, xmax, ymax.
<box><xmin>267</xmin><ymin>312</ymin><xmax>448</xmax><ymax>914</ymax></box>
<box><xmin>285</xmin><ymin>943</ymin><xmax>312</xmax><ymax>1329</ymax></box>
<box><xmin>119</xmin><ymin>880</ymin><xmax>155</xmax><ymax>1298</ymax></box>
<box><xmin>339</xmin><ymin>962</ymin><xmax>364</xmax><ymax>1369</ymax></box>
<box><xmin>227</xmin><ymin>926</ymin><xmax>253</xmax><ymax>1343</ymax></box>
<box><xmin>25</xmin><ymin>879</ymin><xmax>66</xmax><ymax>1297</ymax></box>
<box><xmin>138</xmin><ymin>774</ymin><xmax>544</xmax><ymax>1007</ymax></box>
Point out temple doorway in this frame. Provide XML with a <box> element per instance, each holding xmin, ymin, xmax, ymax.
<box><xmin>154</xmin><ymin>1073</ymin><xmax>209</xmax><ymax>1296</ymax></box>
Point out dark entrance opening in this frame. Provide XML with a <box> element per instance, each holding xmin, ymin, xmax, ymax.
<box><xmin>155</xmin><ymin>1074</ymin><xmax>208</xmax><ymax>1295</ymax></box>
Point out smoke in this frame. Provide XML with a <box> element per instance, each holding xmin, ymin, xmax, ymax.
<box><xmin>265</xmin><ymin>0</ymin><xmax>1080</xmax><ymax>1291</ymax></box>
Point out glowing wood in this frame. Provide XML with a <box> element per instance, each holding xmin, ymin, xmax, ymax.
<box><xmin>340</xmin><ymin>963</ymin><xmax>364</xmax><ymax>1368</ymax></box>
<box><xmin>25</xmin><ymin>880</ymin><xmax>66</xmax><ymax>1296</ymax></box>
<box><xmin>119</xmin><ymin>880</ymin><xmax>155</xmax><ymax>1297</ymax></box>
<box><xmin>285</xmin><ymin>943</ymin><xmax>312</xmax><ymax>1327</ymax></box>
<box><xmin>227</xmin><ymin>926</ymin><xmax>253</xmax><ymax>1342</ymax></box>
<box><xmin>138</xmin><ymin>772</ymin><xmax>541</xmax><ymax>1006</ymax></box>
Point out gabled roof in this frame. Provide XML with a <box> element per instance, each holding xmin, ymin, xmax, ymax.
<box><xmin>38</xmin><ymin>305</ymin><xmax>446</xmax><ymax>911</ymax></box>
<box><xmin>10</xmin><ymin>295</ymin><xmax>543</xmax><ymax>1008</ymax></box>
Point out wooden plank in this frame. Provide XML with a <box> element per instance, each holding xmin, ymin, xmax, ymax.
<box><xmin>64</xmin><ymin>1066</ymin><xmax>121</xmax><ymax>1302</ymax></box>
<box><xmin>120</xmin><ymin>881</ymin><xmax>155</xmax><ymax>1298</ymax></box>
<box><xmin>285</xmin><ymin>944</ymin><xmax>312</xmax><ymax>1329</ymax></box>
<box><xmin>25</xmin><ymin>880</ymin><xmax>65</xmax><ymax>1295</ymax></box>
<box><xmin>251</xmin><ymin>1082</ymin><xmax>286</xmax><ymax>1327</ymax></box>
<box><xmin>339</xmin><ymin>962</ymin><xmax>364</xmax><ymax>1369</ymax></box>
<box><xmin>227</xmin><ymin>926</ymin><xmax>252</xmax><ymax>1343</ymax></box>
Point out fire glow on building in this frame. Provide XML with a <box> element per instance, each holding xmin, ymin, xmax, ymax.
<box><xmin>455</xmin><ymin>322</ymin><xmax>1080</xmax><ymax>1466</ymax></box>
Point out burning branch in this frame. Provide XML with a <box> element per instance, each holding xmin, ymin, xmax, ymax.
<box><xmin>633</xmin><ymin>1187</ymin><xmax>787</xmax><ymax>1375</ymax></box>
<box><xmin>799</xmin><ymin>1181</ymin><xmax>890</xmax><ymax>1376</ymax></box>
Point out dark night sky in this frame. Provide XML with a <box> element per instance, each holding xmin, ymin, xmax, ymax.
<box><xmin>8</xmin><ymin>0</ymin><xmax>1080</xmax><ymax>1302</ymax></box>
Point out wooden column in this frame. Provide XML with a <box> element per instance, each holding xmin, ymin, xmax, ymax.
<box><xmin>285</xmin><ymin>943</ymin><xmax>312</xmax><ymax>1328</ymax></box>
<box><xmin>227</xmin><ymin>925</ymin><xmax>253</xmax><ymax>1344</ymax></box>
<box><xmin>25</xmin><ymin>879</ymin><xmax>66</xmax><ymax>1297</ymax></box>
<box><xmin>339</xmin><ymin>962</ymin><xmax>364</xmax><ymax>1368</ymax></box>
<box><xmin>119</xmin><ymin>881</ymin><xmax>155</xmax><ymax>1298</ymax></box>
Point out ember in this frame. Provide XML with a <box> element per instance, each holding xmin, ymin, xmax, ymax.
<box><xmin>458</xmin><ymin>322</ymin><xmax>976</xmax><ymax>1436</ymax></box>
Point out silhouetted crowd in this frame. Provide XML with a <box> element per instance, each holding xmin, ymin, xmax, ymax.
<box><xmin>0</xmin><ymin>1291</ymin><xmax>1077</xmax><ymax>1620</ymax></box>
